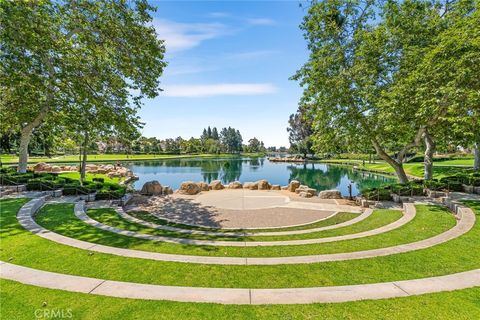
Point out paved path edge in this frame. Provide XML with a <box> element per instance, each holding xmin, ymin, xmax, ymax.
<box><xmin>1</xmin><ymin>262</ymin><xmax>479</xmax><ymax>304</ymax></box>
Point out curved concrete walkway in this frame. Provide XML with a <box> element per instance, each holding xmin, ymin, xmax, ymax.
<box><xmin>1</xmin><ymin>262</ymin><xmax>479</xmax><ymax>304</ymax></box>
<box><xmin>77</xmin><ymin>204</ymin><xmax>411</xmax><ymax>247</ymax></box>
<box><xmin>118</xmin><ymin>208</ymin><xmax>372</xmax><ymax>237</ymax></box>
<box><xmin>17</xmin><ymin>197</ymin><xmax>475</xmax><ymax>265</ymax></box>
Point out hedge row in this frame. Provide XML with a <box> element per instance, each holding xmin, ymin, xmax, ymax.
<box><xmin>361</xmin><ymin>172</ymin><xmax>480</xmax><ymax>201</ymax></box>
<box><xmin>0</xmin><ymin>167</ymin><xmax>126</xmax><ymax>199</ymax></box>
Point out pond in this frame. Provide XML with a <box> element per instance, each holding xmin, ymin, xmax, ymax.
<box><xmin>127</xmin><ymin>157</ymin><xmax>395</xmax><ymax>196</ymax></box>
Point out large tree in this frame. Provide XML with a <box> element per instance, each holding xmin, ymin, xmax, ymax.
<box><xmin>293</xmin><ymin>0</ymin><xmax>424</xmax><ymax>182</ymax></box>
<box><xmin>0</xmin><ymin>0</ymin><xmax>166</xmax><ymax>172</ymax></box>
<box><xmin>287</xmin><ymin>104</ymin><xmax>314</xmax><ymax>158</ymax></box>
<box><xmin>220</xmin><ymin>127</ymin><xmax>243</xmax><ymax>153</ymax></box>
<box><xmin>381</xmin><ymin>0</ymin><xmax>479</xmax><ymax>178</ymax></box>
<box><xmin>293</xmin><ymin>0</ymin><xmax>478</xmax><ymax>182</ymax></box>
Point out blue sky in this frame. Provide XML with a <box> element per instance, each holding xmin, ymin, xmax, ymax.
<box><xmin>140</xmin><ymin>1</ymin><xmax>308</xmax><ymax>147</ymax></box>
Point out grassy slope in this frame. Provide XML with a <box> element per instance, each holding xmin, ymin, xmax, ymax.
<box><xmin>1</xmin><ymin>279</ymin><xmax>479</xmax><ymax>320</ymax></box>
<box><xmin>2</xmin><ymin>198</ymin><xmax>477</xmax><ymax>288</ymax></box>
<box><xmin>320</xmin><ymin>159</ymin><xmax>472</xmax><ymax>179</ymax></box>
<box><xmin>39</xmin><ymin>205</ymin><xmax>453</xmax><ymax>257</ymax></box>
<box><xmin>92</xmin><ymin>210</ymin><xmax>400</xmax><ymax>242</ymax></box>
<box><xmin>0</xmin><ymin>153</ymin><xmax>265</xmax><ymax>164</ymax></box>
<box><xmin>129</xmin><ymin>210</ymin><xmax>359</xmax><ymax>233</ymax></box>
<box><xmin>58</xmin><ymin>172</ymin><xmax>121</xmax><ymax>184</ymax></box>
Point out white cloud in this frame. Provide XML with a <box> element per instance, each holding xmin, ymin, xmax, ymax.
<box><xmin>153</xmin><ymin>19</ymin><xmax>227</xmax><ymax>52</ymax></box>
<box><xmin>162</xmin><ymin>83</ymin><xmax>277</xmax><ymax>97</ymax></box>
<box><xmin>246</xmin><ymin>18</ymin><xmax>276</xmax><ymax>26</ymax></box>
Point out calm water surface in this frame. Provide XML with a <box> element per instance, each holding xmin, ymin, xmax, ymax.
<box><xmin>127</xmin><ymin>157</ymin><xmax>395</xmax><ymax>196</ymax></box>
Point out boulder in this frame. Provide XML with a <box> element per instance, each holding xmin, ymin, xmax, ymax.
<box><xmin>295</xmin><ymin>185</ymin><xmax>317</xmax><ymax>197</ymax></box>
<box><xmin>299</xmin><ymin>191</ymin><xmax>313</xmax><ymax>198</ymax></box>
<box><xmin>209</xmin><ymin>180</ymin><xmax>224</xmax><ymax>190</ymax></box>
<box><xmin>256</xmin><ymin>179</ymin><xmax>271</xmax><ymax>190</ymax></box>
<box><xmin>243</xmin><ymin>182</ymin><xmax>258</xmax><ymax>190</ymax></box>
<box><xmin>318</xmin><ymin>190</ymin><xmax>342</xmax><ymax>199</ymax></box>
<box><xmin>281</xmin><ymin>186</ymin><xmax>288</xmax><ymax>190</ymax></box>
<box><xmin>228</xmin><ymin>181</ymin><xmax>243</xmax><ymax>189</ymax></box>
<box><xmin>162</xmin><ymin>186</ymin><xmax>173</xmax><ymax>195</ymax></box>
<box><xmin>86</xmin><ymin>164</ymin><xmax>98</xmax><ymax>171</ymax></box>
<box><xmin>178</xmin><ymin>181</ymin><xmax>201</xmax><ymax>195</ymax></box>
<box><xmin>271</xmin><ymin>185</ymin><xmax>281</xmax><ymax>190</ymax></box>
<box><xmin>196</xmin><ymin>182</ymin><xmax>209</xmax><ymax>191</ymax></box>
<box><xmin>141</xmin><ymin>181</ymin><xmax>163</xmax><ymax>195</ymax></box>
<box><xmin>287</xmin><ymin>180</ymin><xmax>301</xmax><ymax>192</ymax></box>
<box><xmin>51</xmin><ymin>166</ymin><xmax>61</xmax><ymax>173</ymax></box>
<box><xmin>33</xmin><ymin>162</ymin><xmax>49</xmax><ymax>172</ymax></box>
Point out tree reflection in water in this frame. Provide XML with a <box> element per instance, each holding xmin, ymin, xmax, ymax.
<box><xmin>127</xmin><ymin>157</ymin><xmax>394</xmax><ymax>195</ymax></box>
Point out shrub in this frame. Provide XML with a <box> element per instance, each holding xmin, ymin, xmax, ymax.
<box><xmin>390</xmin><ymin>183</ymin><xmax>424</xmax><ymax>196</ymax></box>
<box><xmin>1</xmin><ymin>171</ymin><xmax>127</xmax><ymax>197</ymax></box>
<box><xmin>95</xmin><ymin>188</ymin><xmax>126</xmax><ymax>200</ymax></box>
<box><xmin>423</xmin><ymin>180</ymin><xmax>447</xmax><ymax>191</ymax></box>
<box><xmin>446</xmin><ymin>181</ymin><xmax>463</xmax><ymax>192</ymax></box>
<box><xmin>26</xmin><ymin>178</ymin><xmax>43</xmax><ymax>191</ymax></box>
<box><xmin>361</xmin><ymin>188</ymin><xmax>392</xmax><ymax>201</ymax></box>
<box><xmin>469</xmin><ymin>177</ymin><xmax>480</xmax><ymax>186</ymax></box>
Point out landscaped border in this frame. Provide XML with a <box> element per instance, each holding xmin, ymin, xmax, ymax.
<box><xmin>19</xmin><ymin>198</ymin><xmax>474</xmax><ymax>265</ymax></box>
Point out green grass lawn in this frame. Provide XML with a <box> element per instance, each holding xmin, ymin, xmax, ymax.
<box><xmin>322</xmin><ymin>160</ymin><xmax>472</xmax><ymax>179</ymax></box>
<box><xmin>1</xmin><ymin>279</ymin><xmax>479</xmax><ymax>320</ymax></box>
<box><xmin>38</xmin><ymin>204</ymin><xmax>453</xmax><ymax>257</ymax></box>
<box><xmin>58</xmin><ymin>172</ymin><xmax>121</xmax><ymax>184</ymax></box>
<box><xmin>0</xmin><ymin>198</ymin><xmax>479</xmax><ymax>288</ymax></box>
<box><xmin>0</xmin><ymin>153</ymin><xmax>265</xmax><ymax>164</ymax></box>
<box><xmin>433</xmin><ymin>158</ymin><xmax>475</xmax><ymax>166</ymax></box>
<box><xmin>129</xmin><ymin>210</ymin><xmax>359</xmax><ymax>233</ymax></box>
<box><xmin>99</xmin><ymin>210</ymin><xmax>397</xmax><ymax>242</ymax></box>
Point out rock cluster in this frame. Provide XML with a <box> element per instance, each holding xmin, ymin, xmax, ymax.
<box><xmin>268</xmin><ymin>156</ymin><xmax>305</xmax><ymax>163</ymax></box>
<box><xmin>243</xmin><ymin>182</ymin><xmax>258</xmax><ymax>190</ymax></box>
<box><xmin>140</xmin><ymin>178</ymin><xmax>343</xmax><ymax>200</ymax></box>
<box><xmin>318</xmin><ymin>190</ymin><xmax>342</xmax><ymax>199</ymax></box>
<box><xmin>140</xmin><ymin>181</ymin><xmax>173</xmax><ymax>196</ymax></box>
<box><xmin>141</xmin><ymin>181</ymin><xmax>163</xmax><ymax>195</ymax></box>
<box><xmin>228</xmin><ymin>181</ymin><xmax>243</xmax><ymax>189</ymax></box>
<box><xmin>197</xmin><ymin>182</ymin><xmax>210</xmax><ymax>192</ymax></box>
<box><xmin>295</xmin><ymin>185</ymin><xmax>317</xmax><ymax>198</ymax></box>
<box><xmin>287</xmin><ymin>180</ymin><xmax>301</xmax><ymax>192</ymax></box>
<box><xmin>177</xmin><ymin>181</ymin><xmax>201</xmax><ymax>195</ymax></box>
<box><xmin>31</xmin><ymin>162</ymin><xmax>133</xmax><ymax>178</ymax></box>
<box><xmin>209</xmin><ymin>180</ymin><xmax>224</xmax><ymax>190</ymax></box>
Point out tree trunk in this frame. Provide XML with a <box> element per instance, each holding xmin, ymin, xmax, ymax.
<box><xmin>18</xmin><ymin>128</ymin><xmax>33</xmax><ymax>173</ymax></box>
<box><xmin>80</xmin><ymin>131</ymin><xmax>89</xmax><ymax>183</ymax></box>
<box><xmin>474</xmin><ymin>142</ymin><xmax>479</xmax><ymax>171</ymax></box>
<box><xmin>17</xmin><ymin>105</ymin><xmax>51</xmax><ymax>173</ymax></box>
<box><xmin>371</xmin><ymin>138</ymin><xmax>409</xmax><ymax>183</ymax></box>
<box><xmin>423</xmin><ymin>130</ymin><xmax>435</xmax><ymax>180</ymax></box>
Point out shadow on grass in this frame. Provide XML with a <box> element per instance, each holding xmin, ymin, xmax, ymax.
<box><xmin>36</xmin><ymin>204</ymin><xmax>225</xmax><ymax>253</ymax></box>
<box><xmin>88</xmin><ymin>208</ymin><xmax>247</xmax><ymax>242</ymax></box>
<box><xmin>0</xmin><ymin>198</ymin><xmax>31</xmax><ymax>239</ymax></box>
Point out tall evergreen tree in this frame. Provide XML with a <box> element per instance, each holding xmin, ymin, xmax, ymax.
<box><xmin>207</xmin><ymin>126</ymin><xmax>212</xmax><ymax>139</ymax></box>
<box><xmin>211</xmin><ymin>127</ymin><xmax>219</xmax><ymax>140</ymax></box>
